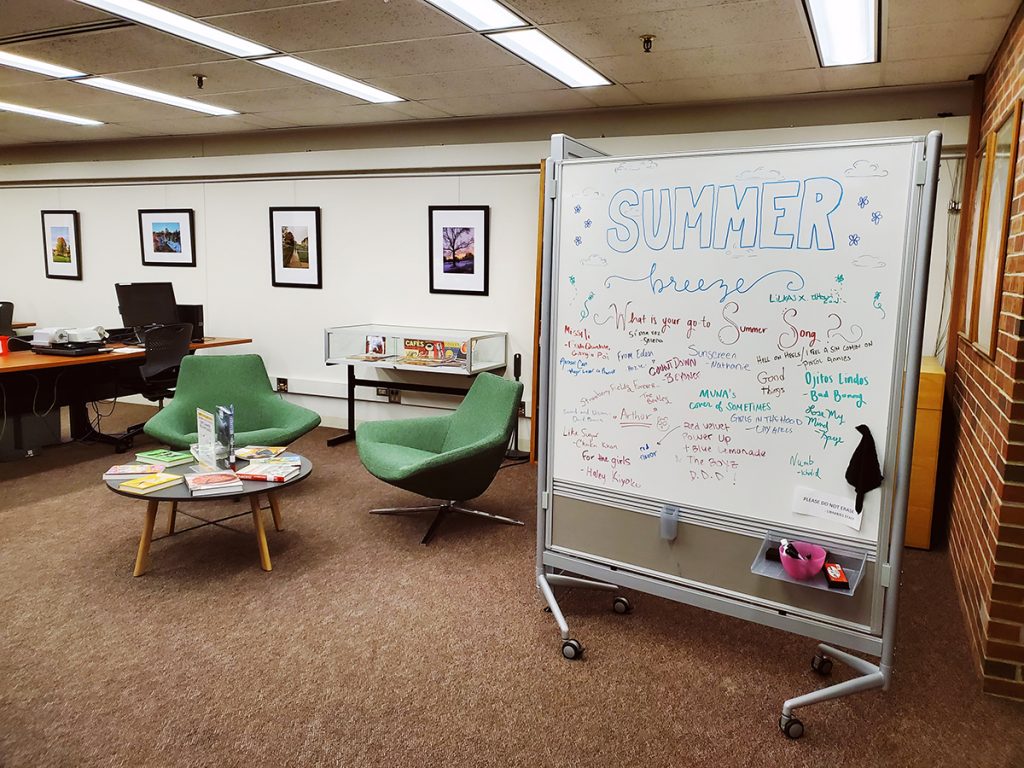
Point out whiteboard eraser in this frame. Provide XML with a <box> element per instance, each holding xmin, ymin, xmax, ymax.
<box><xmin>660</xmin><ymin>505</ymin><xmax>680</xmax><ymax>541</ymax></box>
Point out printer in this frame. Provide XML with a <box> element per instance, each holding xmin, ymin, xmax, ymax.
<box><xmin>31</xmin><ymin>326</ymin><xmax>109</xmax><ymax>356</ymax></box>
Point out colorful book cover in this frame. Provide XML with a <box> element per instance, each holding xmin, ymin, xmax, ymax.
<box><xmin>215</xmin><ymin>404</ymin><xmax>235</xmax><ymax>463</ymax></box>
<box><xmin>136</xmin><ymin>449</ymin><xmax>192</xmax><ymax>466</ymax></box>
<box><xmin>235</xmin><ymin>446</ymin><xmax>287</xmax><ymax>460</ymax></box>
<box><xmin>184</xmin><ymin>471</ymin><xmax>240</xmax><ymax>492</ymax></box>
<box><xmin>365</xmin><ymin>335</ymin><xmax>387</xmax><ymax>355</ymax></box>
<box><xmin>236</xmin><ymin>462</ymin><xmax>300</xmax><ymax>482</ymax></box>
<box><xmin>119</xmin><ymin>473</ymin><xmax>183</xmax><ymax>494</ymax></box>
<box><xmin>403</xmin><ymin>338</ymin><xmax>445</xmax><ymax>359</ymax></box>
<box><xmin>104</xmin><ymin>463</ymin><xmax>166</xmax><ymax>478</ymax></box>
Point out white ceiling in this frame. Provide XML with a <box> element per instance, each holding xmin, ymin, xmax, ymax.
<box><xmin>0</xmin><ymin>0</ymin><xmax>1016</xmax><ymax>146</ymax></box>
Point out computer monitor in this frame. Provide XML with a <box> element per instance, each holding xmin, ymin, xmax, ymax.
<box><xmin>115</xmin><ymin>282</ymin><xmax>179</xmax><ymax>329</ymax></box>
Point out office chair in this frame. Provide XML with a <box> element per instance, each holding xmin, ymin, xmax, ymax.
<box><xmin>0</xmin><ymin>301</ymin><xmax>14</xmax><ymax>337</ymax></box>
<box><xmin>121</xmin><ymin>323</ymin><xmax>194</xmax><ymax>449</ymax></box>
<box><xmin>356</xmin><ymin>372</ymin><xmax>524</xmax><ymax>544</ymax></box>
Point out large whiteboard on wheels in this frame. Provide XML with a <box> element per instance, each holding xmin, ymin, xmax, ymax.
<box><xmin>550</xmin><ymin>140</ymin><xmax>920</xmax><ymax>546</ymax></box>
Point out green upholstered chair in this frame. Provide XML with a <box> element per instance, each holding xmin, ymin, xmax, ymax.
<box><xmin>357</xmin><ymin>372</ymin><xmax>524</xmax><ymax>544</ymax></box>
<box><xmin>143</xmin><ymin>354</ymin><xmax>321</xmax><ymax>449</ymax></box>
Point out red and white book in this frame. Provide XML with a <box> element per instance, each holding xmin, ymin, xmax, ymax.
<box><xmin>104</xmin><ymin>463</ymin><xmax>166</xmax><ymax>479</ymax></box>
<box><xmin>236</xmin><ymin>462</ymin><xmax>300</xmax><ymax>483</ymax></box>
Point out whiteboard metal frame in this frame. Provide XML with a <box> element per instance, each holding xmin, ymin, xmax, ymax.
<box><xmin>534</xmin><ymin>131</ymin><xmax>943</xmax><ymax>732</ymax></box>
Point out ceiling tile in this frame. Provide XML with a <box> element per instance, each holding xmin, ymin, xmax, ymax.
<box><xmin>301</xmin><ymin>35</ymin><xmax>521</xmax><ymax>79</ymax></box>
<box><xmin>205</xmin><ymin>0</ymin><xmax>466</xmax><ymax>54</ymax></box>
<box><xmin>507</xmin><ymin>0</ymin><xmax>756</xmax><ymax>26</ymax></box>
<box><xmin>212</xmin><ymin>84</ymin><xmax>365</xmax><ymax>112</ymax></box>
<box><xmin>820</xmin><ymin>64</ymin><xmax>883</xmax><ymax>92</ymax></box>
<box><xmin>158</xmin><ymin>0</ymin><xmax>335</xmax><ymax>15</ymax></box>
<box><xmin>253</xmin><ymin>103</ymin><xmax>419</xmax><ymax>128</ymax></box>
<box><xmin>887</xmin><ymin>18</ymin><xmax>1010</xmax><ymax>60</ymax></box>
<box><xmin>888</xmin><ymin>0</ymin><xmax>1021</xmax><ymax>27</ymax></box>
<box><xmin>576</xmin><ymin>84</ymin><xmax>644</xmax><ymax>108</ymax></box>
<box><xmin>883</xmin><ymin>55</ymin><xmax>990</xmax><ymax>87</ymax></box>
<box><xmin>0</xmin><ymin>112</ymin><xmax>146</xmax><ymax>143</ymax></box>
<box><xmin>539</xmin><ymin>1</ymin><xmax>806</xmax><ymax>59</ymax></box>
<box><xmin>370</xmin><ymin>65</ymin><xmax>561</xmax><ymax>101</ymax></box>
<box><xmin>0</xmin><ymin>0</ymin><xmax>110</xmax><ymax>39</ymax></box>
<box><xmin>116</xmin><ymin>113</ymin><xmax>297</xmax><ymax>136</ymax></box>
<box><xmin>592</xmin><ymin>39</ymin><xmax>816</xmax><ymax>83</ymax></box>
<box><xmin>6</xmin><ymin>26</ymin><xmax>230</xmax><ymax>75</ymax></box>
<box><xmin>423</xmin><ymin>89</ymin><xmax>596</xmax><ymax>117</ymax></box>
<box><xmin>624</xmin><ymin>68</ymin><xmax>823</xmax><ymax>103</ymax></box>
<box><xmin>100</xmin><ymin>59</ymin><xmax>298</xmax><ymax>95</ymax></box>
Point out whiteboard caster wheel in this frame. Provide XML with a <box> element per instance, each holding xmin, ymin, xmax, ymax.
<box><xmin>612</xmin><ymin>596</ymin><xmax>631</xmax><ymax>614</ymax></box>
<box><xmin>780</xmin><ymin>715</ymin><xmax>804</xmax><ymax>739</ymax></box>
<box><xmin>811</xmin><ymin>653</ymin><xmax>833</xmax><ymax>676</ymax></box>
<box><xmin>561</xmin><ymin>639</ymin><xmax>583</xmax><ymax>660</ymax></box>
<box><xmin>779</xmin><ymin>715</ymin><xmax>804</xmax><ymax>740</ymax></box>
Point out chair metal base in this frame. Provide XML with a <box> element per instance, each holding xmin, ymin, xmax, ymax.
<box><xmin>371</xmin><ymin>501</ymin><xmax>524</xmax><ymax>544</ymax></box>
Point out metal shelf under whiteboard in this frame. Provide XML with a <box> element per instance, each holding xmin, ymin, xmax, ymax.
<box><xmin>750</xmin><ymin>531</ymin><xmax>868</xmax><ymax>598</ymax></box>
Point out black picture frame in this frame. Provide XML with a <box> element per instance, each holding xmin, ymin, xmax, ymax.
<box><xmin>428</xmin><ymin>205</ymin><xmax>490</xmax><ymax>296</ymax></box>
<box><xmin>269</xmin><ymin>207</ymin><xmax>323</xmax><ymax>289</ymax></box>
<box><xmin>40</xmin><ymin>210</ymin><xmax>83</xmax><ymax>281</ymax></box>
<box><xmin>138</xmin><ymin>208</ymin><xmax>197</xmax><ymax>267</ymax></box>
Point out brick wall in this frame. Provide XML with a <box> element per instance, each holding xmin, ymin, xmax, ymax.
<box><xmin>948</xmin><ymin>2</ymin><xmax>1024</xmax><ymax>700</ymax></box>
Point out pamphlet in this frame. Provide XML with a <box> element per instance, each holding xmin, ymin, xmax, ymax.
<box><xmin>215</xmin><ymin>404</ymin><xmax>235</xmax><ymax>466</ymax></box>
<box><xmin>196</xmin><ymin>407</ymin><xmax>216</xmax><ymax>466</ymax></box>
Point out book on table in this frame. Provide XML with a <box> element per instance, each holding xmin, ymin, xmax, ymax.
<box><xmin>236</xmin><ymin>462</ymin><xmax>300</xmax><ymax>482</ymax></box>
<box><xmin>184</xmin><ymin>470</ymin><xmax>243</xmax><ymax>496</ymax></box>
<box><xmin>135</xmin><ymin>449</ymin><xmax>193</xmax><ymax>467</ymax></box>
<box><xmin>252</xmin><ymin>454</ymin><xmax>302</xmax><ymax>466</ymax></box>
<box><xmin>104</xmin><ymin>463</ymin><xmax>166</xmax><ymax>479</ymax></box>
<box><xmin>118</xmin><ymin>473</ymin><xmax>184</xmax><ymax>495</ymax></box>
<box><xmin>235</xmin><ymin>445</ymin><xmax>288</xmax><ymax>460</ymax></box>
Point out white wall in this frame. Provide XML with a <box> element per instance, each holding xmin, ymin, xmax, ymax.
<box><xmin>1</xmin><ymin>115</ymin><xmax>967</xmax><ymax>440</ymax></box>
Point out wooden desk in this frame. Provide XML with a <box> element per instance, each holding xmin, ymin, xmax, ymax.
<box><xmin>12</xmin><ymin>322</ymin><xmax>34</xmax><ymax>330</ymax></box>
<box><xmin>0</xmin><ymin>337</ymin><xmax>251</xmax><ymax>450</ymax></box>
<box><xmin>0</xmin><ymin>337</ymin><xmax>251</xmax><ymax>374</ymax></box>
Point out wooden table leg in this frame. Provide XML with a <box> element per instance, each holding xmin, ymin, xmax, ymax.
<box><xmin>267</xmin><ymin>492</ymin><xmax>283</xmax><ymax>532</ymax></box>
<box><xmin>249</xmin><ymin>495</ymin><xmax>272</xmax><ymax>572</ymax></box>
<box><xmin>134</xmin><ymin>500</ymin><xmax>159</xmax><ymax>577</ymax></box>
<box><xmin>167</xmin><ymin>502</ymin><xmax>178</xmax><ymax>535</ymax></box>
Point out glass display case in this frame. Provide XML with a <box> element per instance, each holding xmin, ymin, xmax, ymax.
<box><xmin>324</xmin><ymin>324</ymin><xmax>507</xmax><ymax>375</ymax></box>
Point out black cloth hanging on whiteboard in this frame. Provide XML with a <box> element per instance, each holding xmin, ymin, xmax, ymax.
<box><xmin>845</xmin><ymin>424</ymin><xmax>883</xmax><ymax>513</ymax></box>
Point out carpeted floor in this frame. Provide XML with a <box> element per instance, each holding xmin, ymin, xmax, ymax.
<box><xmin>1</xmin><ymin>404</ymin><xmax>1022</xmax><ymax>768</ymax></box>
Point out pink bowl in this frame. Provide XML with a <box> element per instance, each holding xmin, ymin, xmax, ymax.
<box><xmin>779</xmin><ymin>541</ymin><xmax>827</xmax><ymax>580</ymax></box>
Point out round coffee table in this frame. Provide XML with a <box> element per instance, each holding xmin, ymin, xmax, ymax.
<box><xmin>105</xmin><ymin>456</ymin><xmax>313</xmax><ymax>576</ymax></box>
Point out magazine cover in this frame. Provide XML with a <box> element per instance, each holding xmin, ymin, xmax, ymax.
<box><xmin>215</xmin><ymin>404</ymin><xmax>235</xmax><ymax>463</ymax></box>
<box><xmin>403</xmin><ymin>338</ymin><xmax>445</xmax><ymax>359</ymax></box>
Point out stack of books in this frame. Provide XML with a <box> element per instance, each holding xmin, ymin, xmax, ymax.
<box><xmin>185</xmin><ymin>471</ymin><xmax>244</xmax><ymax>497</ymax></box>
<box><xmin>118</xmin><ymin>473</ymin><xmax>184</xmax><ymax>495</ymax></box>
<box><xmin>136</xmin><ymin>448</ymin><xmax>193</xmax><ymax>467</ymax></box>
<box><xmin>237</xmin><ymin>459</ymin><xmax>301</xmax><ymax>483</ymax></box>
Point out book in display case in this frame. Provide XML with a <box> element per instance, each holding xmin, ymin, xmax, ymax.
<box><xmin>324</xmin><ymin>324</ymin><xmax>507</xmax><ymax>375</ymax></box>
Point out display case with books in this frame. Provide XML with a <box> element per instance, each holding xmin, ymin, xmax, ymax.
<box><xmin>324</xmin><ymin>324</ymin><xmax>506</xmax><ymax>375</ymax></box>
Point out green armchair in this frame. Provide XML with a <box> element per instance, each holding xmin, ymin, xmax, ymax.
<box><xmin>143</xmin><ymin>354</ymin><xmax>321</xmax><ymax>449</ymax></box>
<box><xmin>357</xmin><ymin>372</ymin><xmax>524</xmax><ymax>544</ymax></box>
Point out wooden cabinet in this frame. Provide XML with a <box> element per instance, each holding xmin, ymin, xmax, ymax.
<box><xmin>905</xmin><ymin>356</ymin><xmax>945</xmax><ymax>549</ymax></box>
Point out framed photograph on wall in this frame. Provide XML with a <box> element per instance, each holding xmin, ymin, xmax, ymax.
<box><xmin>40</xmin><ymin>210</ymin><xmax>83</xmax><ymax>280</ymax></box>
<box><xmin>270</xmin><ymin>207</ymin><xmax>322</xmax><ymax>289</ymax></box>
<box><xmin>974</xmin><ymin>100</ymin><xmax>1022</xmax><ymax>359</ymax></box>
<box><xmin>138</xmin><ymin>209</ymin><xmax>196</xmax><ymax>267</ymax></box>
<box><xmin>429</xmin><ymin>205</ymin><xmax>489</xmax><ymax>296</ymax></box>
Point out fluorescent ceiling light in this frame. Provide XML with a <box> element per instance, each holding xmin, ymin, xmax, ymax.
<box><xmin>74</xmin><ymin>0</ymin><xmax>274</xmax><ymax>57</ymax></box>
<box><xmin>0</xmin><ymin>52</ymin><xmax>86</xmax><ymax>79</ymax></box>
<box><xmin>423</xmin><ymin>0</ymin><xmax>526</xmax><ymax>31</ymax></box>
<box><xmin>805</xmin><ymin>0</ymin><xmax>878</xmax><ymax>66</ymax></box>
<box><xmin>77</xmin><ymin>77</ymin><xmax>238</xmax><ymax>115</ymax></box>
<box><xmin>0</xmin><ymin>100</ymin><xmax>102</xmax><ymax>125</ymax></box>
<box><xmin>487</xmin><ymin>29</ymin><xmax>610</xmax><ymax>88</ymax></box>
<box><xmin>257</xmin><ymin>56</ymin><xmax>403</xmax><ymax>104</ymax></box>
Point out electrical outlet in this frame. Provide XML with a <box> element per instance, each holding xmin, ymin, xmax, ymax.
<box><xmin>376</xmin><ymin>387</ymin><xmax>389</xmax><ymax>397</ymax></box>
<box><xmin>276</xmin><ymin>378</ymin><xmax>288</xmax><ymax>393</ymax></box>
<box><xmin>388</xmin><ymin>389</ymin><xmax>401</xmax><ymax>404</ymax></box>
<box><xmin>518</xmin><ymin>402</ymin><xmax>526</xmax><ymax>417</ymax></box>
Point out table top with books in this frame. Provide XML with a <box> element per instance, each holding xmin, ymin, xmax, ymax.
<box><xmin>102</xmin><ymin>446</ymin><xmax>312</xmax><ymax>501</ymax></box>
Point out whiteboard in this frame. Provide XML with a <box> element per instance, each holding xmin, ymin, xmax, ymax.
<box><xmin>550</xmin><ymin>140</ymin><xmax>921</xmax><ymax>547</ymax></box>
